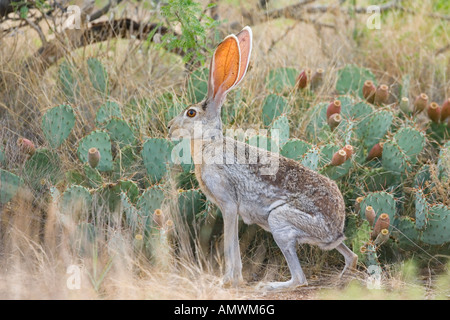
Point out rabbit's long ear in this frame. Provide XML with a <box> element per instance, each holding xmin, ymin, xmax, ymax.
<box><xmin>207</xmin><ymin>34</ymin><xmax>241</xmax><ymax>108</ymax></box>
<box><xmin>234</xmin><ymin>26</ymin><xmax>252</xmax><ymax>87</ymax></box>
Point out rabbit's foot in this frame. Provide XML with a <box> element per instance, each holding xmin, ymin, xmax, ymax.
<box><xmin>258</xmin><ymin>279</ymin><xmax>308</xmax><ymax>292</ymax></box>
<box><xmin>222</xmin><ymin>274</ymin><xmax>244</xmax><ymax>288</ymax></box>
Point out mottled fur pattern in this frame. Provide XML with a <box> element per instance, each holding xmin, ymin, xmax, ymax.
<box><xmin>194</xmin><ymin>137</ymin><xmax>346</xmax><ymax>249</ymax></box>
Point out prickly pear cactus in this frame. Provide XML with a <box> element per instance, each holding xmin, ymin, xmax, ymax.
<box><xmin>281</xmin><ymin>139</ymin><xmax>312</xmax><ymax>161</ymax></box>
<box><xmin>61</xmin><ymin>185</ymin><xmax>92</xmax><ymax>220</ymax></box>
<box><xmin>336</xmin><ymin>64</ymin><xmax>377</xmax><ymax>98</ymax></box>
<box><xmin>105</xmin><ymin>118</ymin><xmax>136</xmax><ymax>146</ymax></box>
<box><xmin>270</xmin><ymin>114</ymin><xmax>289</xmax><ymax>148</ymax></box>
<box><xmin>301</xmin><ymin>147</ymin><xmax>320</xmax><ymax>171</ymax></box>
<box><xmin>356</xmin><ymin>110</ymin><xmax>393</xmax><ymax>149</ymax></box>
<box><xmin>265</xmin><ymin>67</ymin><xmax>298</xmax><ymax>93</ymax></box>
<box><xmin>358</xmin><ymin>191</ymin><xmax>396</xmax><ymax>230</ymax></box>
<box><xmin>0</xmin><ymin>146</ymin><xmax>5</xmax><ymax>165</ymax></box>
<box><xmin>96</xmin><ymin>101</ymin><xmax>122</xmax><ymax>125</ymax></box>
<box><xmin>178</xmin><ymin>189</ymin><xmax>207</xmax><ymax>221</ymax></box>
<box><xmin>58</xmin><ymin>60</ymin><xmax>79</xmax><ymax>102</ymax></box>
<box><xmin>421</xmin><ymin>204</ymin><xmax>450</xmax><ymax>245</ymax></box>
<box><xmin>87</xmin><ymin>57</ymin><xmax>109</xmax><ymax>94</ymax></box>
<box><xmin>262</xmin><ymin>94</ymin><xmax>288</xmax><ymax>127</ymax></box>
<box><xmin>137</xmin><ymin>185</ymin><xmax>165</xmax><ymax>230</ymax></box>
<box><xmin>41</xmin><ymin>105</ymin><xmax>76</xmax><ymax>148</ymax></box>
<box><xmin>78</xmin><ymin>130</ymin><xmax>113</xmax><ymax>172</ymax></box>
<box><xmin>414</xmin><ymin>189</ymin><xmax>429</xmax><ymax>230</ymax></box>
<box><xmin>142</xmin><ymin>138</ymin><xmax>172</xmax><ymax>183</ymax></box>
<box><xmin>382</xmin><ymin>126</ymin><xmax>425</xmax><ymax>174</ymax></box>
<box><xmin>83</xmin><ymin>164</ymin><xmax>102</xmax><ymax>188</ymax></box>
<box><xmin>23</xmin><ymin>149</ymin><xmax>63</xmax><ymax>191</ymax></box>
<box><xmin>0</xmin><ymin>169</ymin><xmax>23</xmax><ymax>204</ymax></box>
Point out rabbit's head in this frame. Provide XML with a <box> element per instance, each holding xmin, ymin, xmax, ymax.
<box><xmin>168</xmin><ymin>27</ymin><xmax>252</xmax><ymax>141</ymax></box>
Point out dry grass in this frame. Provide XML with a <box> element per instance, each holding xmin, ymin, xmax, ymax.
<box><xmin>0</xmin><ymin>0</ymin><xmax>449</xmax><ymax>299</ymax></box>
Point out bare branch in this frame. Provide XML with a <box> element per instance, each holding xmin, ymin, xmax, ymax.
<box><xmin>24</xmin><ymin>18</ymin><xmax>182</xmax><ymax>74</ymax></box>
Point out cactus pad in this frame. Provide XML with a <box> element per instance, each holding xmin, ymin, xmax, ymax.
<box><xmin>142</xmin><ymin>138</ymin><xmax>172</xmax><ymax>183</ymax></box>
<box><xmin>96</xmin><ymin>101</ymin><xmax>122</xmax><ymax>125</ymax></box>
<box><xmin>87</xmin><ymin>57</ymin><xmax>109</xmax><ymax>94</ymax></box>
<box><xmin>105</xmin><ymin>118</ymin><xmax>136</xmax><ymax>146</ymax></box>
<box><xmin>0</xmin><ymin>169</ymin><xmax>23</xmax><ymax>204</ymax></box>
<box><xmin>358</xmin><ymin>191</ymin><xmax>396</xmax><ymax>229</ymax></box>
<box><xmin>78</xmin><ymin>130</ymin><xmax>113</xmax><ymax>172</ymax></box>
<box><xmin>265</xmin><ymin>67</ymin><xmax>298</xmax><ymax>93</ymax></box>
<box><xmin>41</xmin><ymin>105</ymin><xmax>76</xmax><ymax>148</ymax></box>
<box><xmin>262</xmin><ymin>94</ymin><xmax>288</xmax><ymax>127</ymax></box>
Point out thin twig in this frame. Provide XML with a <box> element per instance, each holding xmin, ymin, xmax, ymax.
<box><xmin>24</xmin><ymin>17</ymin><xmax>47</xmax><ymax>45</ymax></box>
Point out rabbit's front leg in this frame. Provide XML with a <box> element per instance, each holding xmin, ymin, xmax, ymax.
<box><xmin>221</xmin><ymin>203</ymin><xmax>244</xmax><ymax>287</ymax></box>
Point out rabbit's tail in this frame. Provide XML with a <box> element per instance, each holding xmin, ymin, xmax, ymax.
<box><xmin>319</xmin><ymin>232</ymin><xmax>346</xmax><ymax>251</ymax></box>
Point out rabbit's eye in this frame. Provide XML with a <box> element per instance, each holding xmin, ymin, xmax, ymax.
<box><xmin>186</xmin><ymin>109</ymin><xmax>197</xmax><ymax>118</ymax></box>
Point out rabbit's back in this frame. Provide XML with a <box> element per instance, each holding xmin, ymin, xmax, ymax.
<box><xmin>197</xmin><ymin>138</ymin><xmax>346</xmax><ymax>240</ymax></box>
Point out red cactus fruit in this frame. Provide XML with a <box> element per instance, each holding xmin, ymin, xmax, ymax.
<box><xmin>330</xmin><ymin>149</ymin><xmax>347</xmax><ymax>166</ymax></box>
<box><xmin>326</xmin><ymin>100</ymin><xmax>341</xmax><ymax>120</ymax></box>
<box><xmin>327</xmin><ymin>113</ymin><xmax>342</xmax><ymax>131</ymax></box>
<box><xmin>365</xmin><ymin>206</ymin><xmax>376</xmax><ymax>227</ymax></box>
<box><xmin>153</xmin><ymin>209</ymin><xmax>164</xmax><ymax>228</ymax></box>
<box><xmin>371</xmin><ymin>213</ymin><xmax>390</xmax><ymax>239</ymax></box>
<box><xmin>374</xmin><ymin>84</ymin><xmax>389</xmax><ymax>105</ymax></box>
<box><xmin>343</xmin><ymin>145</ymin><xmax>354</xmax><ymax>160</ymax></box>
<box><xmin>362</xmin><ymin>80</ymin><xmax>376</xmax><ymax>104</ymax></box>
<box><xmin>296</xmin><ymin>69</ymin><xmax>311</xmax><ymax>89</ymax></box>
<box><xmin>88</xmin><ymin>147</ymin><xmax>101</xmax><ymax>169</ymax></box>
<box><xmin>310</xmin><ymin>68</ymin><xmax>324</xmax><ymax>90</ymax></box>
<box><xmin>427</xmin><ymin>102</ymin><xmax>441</xmax><ymax>123</ymax></box>
<box><xmin>17</xmin><ymin>138</ymin><xmax>35</xmax><ymax>156</ymax></box>
<box><xmin>440</xmin><ymin>98</ymin><xmax>450</xmax><ymax>122</ymax></box>
<box><xmin>366</xmin><ymin>142</ymin><xmax>383</xmax><ymax>161</ymax></box>
<box><xmin>413</xmin><ymin>93</ymin><xmax>428</xmax><ymax>114</ymax></box>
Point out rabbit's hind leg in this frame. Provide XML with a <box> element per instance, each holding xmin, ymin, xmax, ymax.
<box><xmin>335</xmin><ymin>242</ymin><xmax>358</xmax><ymax>277</ymax></box>
<box><xmin>259</xmin><ymin>209</ymin><xmax>308</xmax><ymax>291</ymax></box>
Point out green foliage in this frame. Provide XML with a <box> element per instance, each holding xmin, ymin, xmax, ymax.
<box><xmin>159</xmin><ymin>0</ymin><xmax>220</xmax><ymax>65</ymax></box>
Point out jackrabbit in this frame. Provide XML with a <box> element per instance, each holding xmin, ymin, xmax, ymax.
<box><xmin>167</xmin><ymin>26</ymin><xmax>358</xmax><ymax>290</ymax></box>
